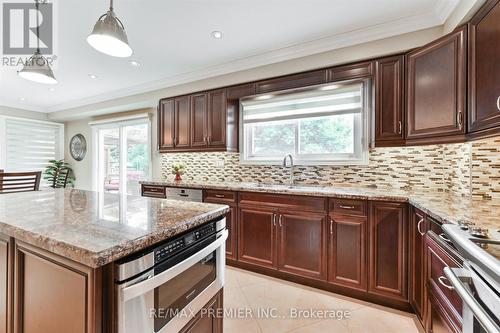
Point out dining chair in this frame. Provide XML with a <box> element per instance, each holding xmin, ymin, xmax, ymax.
<box><xmin>0</xmin><ymin>171</ymin><xmax>42</xmax><ymax>194</ymax></box>
<box><xmin>51</xmin><ymin>168</ymin><xmax>71</xmax><ymax>188</ymax></box>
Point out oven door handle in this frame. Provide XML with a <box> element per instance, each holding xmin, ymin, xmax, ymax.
<box><xmin>443</xmin><ymin>267</ymin><xmax>500</xmax><ymax>333</ymax></box>
<box><xmin>121</xmin><ymin>230</ymin><xmax>228</xmax><ymax>302</ymax></box>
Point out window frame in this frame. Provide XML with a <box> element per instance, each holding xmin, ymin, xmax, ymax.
<box><xmin>239</xmin><ymin>79</ymin><xmax>372</xmax><ymax>166</ymax></box>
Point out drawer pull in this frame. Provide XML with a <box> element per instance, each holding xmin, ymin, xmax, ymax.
<box><xmin>438</xmin><ymin>276</ymin><xmax>454</xmax><ymax>290</ymax></box>
<box><xmin>439</xmin><ymin>233</ymin><xmax>452</xmax><ymax>244</ymax></box>
<box><xmin>339</xmin><ymin>205</ymin><xmax>355</xmax><ymax>209</ymax></box>
<box><xmin>497</xmin><ymin>96</ymin><xmax>500</xmax><ymax>111</ymax></box>
<box><xmin>215</xmin><ymin>194</ymin><xmax>225</xmax><ymax>198</ymax></box>
<box><xmin>398</xmin><ymin>121</ymin><xmax>402</xmax><ymax>135</ymax></box>
<box><xmin>417</xmin><ymin>218</ymin><xmax>425</xmax><ymax>236</ymax></box>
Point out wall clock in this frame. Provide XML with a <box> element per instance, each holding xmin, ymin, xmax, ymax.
<box><xmin>69</xmin><ymin>134</ymin><xmax>87</xmax><ymax>161</ymax></box>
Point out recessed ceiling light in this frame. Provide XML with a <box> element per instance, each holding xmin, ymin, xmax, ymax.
<box><xmin>49</xmin><ymin>87</ymin><xmax>55</xmax><ymax>92</ymax></box>
<box><xmin>211</xmin><ymin>31</ymin><xmax>222</xmax><ymax>39</ymax></box>
<box><xmin>19</xmin><ymin>97</ymin><xmax>26</xmax><ymax>101</ymax></box>
<box><xmin>88</xmin><ymin>74</ymin><xmax>98</xmax><ymax>79</ymax></box>
<box><xmin>129</xmin><ymin>60</ymin><xmax>141</xmax><ymax>67</ymax></box>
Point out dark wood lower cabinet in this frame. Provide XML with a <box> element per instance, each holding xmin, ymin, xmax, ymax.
<box><xmin>409</xmin><ymin>208</ymin><xmax>427</xmax><ymax>322</ymax></box>
<box><xmin>0</xmin><ymin>236</ymin><xmax>12</xmax><ymax>333</ymax></box>
<box><xmin>13</xmin><ymin>241</ymin><xmax>101</xmax><ymax>333</ymax></box>
<box><xmin>238</xmin><ymin>207</ymin><xmax>277</xmax><ymax>268</ymax></box>
<box><xmin>328</xmin><ymin>214</ymin><xmax>367</xmax><ymax>291</ymax></box>
<box><xmin>278</xmin><ymin>212</ymin><xmax>327</xmax><ymax>280</ymax></box>
<box><xmin>180</xmin><ymin>290</ymin><xmax>223</xmax><ymax>333</ymax></box>
<box><xmin>368</xmin><ymin>202</ymin><xmax>408</xmax><ymax>301</ymax></box>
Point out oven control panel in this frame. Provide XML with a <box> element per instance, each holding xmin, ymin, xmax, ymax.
<box><xmin>154</xmin><ymin>222</ymin><xmax>215</xmax><ymax>263</ymax></box>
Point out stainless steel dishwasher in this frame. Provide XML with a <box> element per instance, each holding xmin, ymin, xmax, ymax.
<box><xmin>165</xmin><ymin>187</ymin><xmax>203</xmax><ymax>202</ymax></box>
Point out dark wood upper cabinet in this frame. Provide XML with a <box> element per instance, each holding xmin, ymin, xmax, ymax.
<box><xmin>256</xmin><ymin>70</ymin><xmax>327</xmax><ymax>94</ymax></box>
<box><xmin>406</xmin><ymin>26</ymin><xmax>467</xmax><ymax>142</ymax></box>
<box><xmin>327</xmin><ymin>61</ymin><xmax>374</xmax><ymax>82</ymax></box>
<box><xmin>207</xmin><ymin>89</ymin><xmax>227</xmax><ymax>147</ymax></box>
<box><xmin>368</xmin><ymin>202</ymin><xmax>408</xmax><ymax>301</ymax></box>
<box><xmin>409</xmin><ymin>208</ymin><xmax>428</xmax><ymax>323</ymax></box>
<box><xmin>328</xmin><ymin>214</ymin><xmax>367</xmax><ymax>291</ymax></box>
<box><xmin>468</xmin><ymin>0</ymin><xmax>500</xmax><ymax>135</ymax></box>
<box><xmin>158</xmin><ymin>99</ymin><xmax>175</xmax><ymax>150</ymax></box>
<box><xmin>278</xmin><ymin>212</ymin><xmax>327</xmax><ymax>280</ymax></box>
<box><xmin>191</xmin><ymin>93</ymin><xmax>208</xmax><ymax>147</ymax></box>
<box><xmin>175</xmin><ymin>96</ymin><xmax>191</xmax><ymax>149</ymax></box>
<box><xmin>375</xmin><ymin>55</ymin><xmax>405</xmax><ymax>146</ymax></box>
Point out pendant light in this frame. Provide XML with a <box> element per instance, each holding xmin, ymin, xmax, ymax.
<box><xmin>18</xmin><ymin>0</ymin><xmax>57</xmax><ymax>85</ymax></box>
<box><xmin>87</xmin><ymin>0</ymin><xmax>133</xmax><ymax>57</ymax></box>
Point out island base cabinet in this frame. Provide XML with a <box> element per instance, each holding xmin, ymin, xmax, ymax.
<box><xmin>368</xmin><ymin>202</ymin><xmax>408</xmax><ymax>302</ymax></box>
<box><xmin>180</xmin><ymin>289</ymin><xmax>223</xmax><ymax>333</ymax></box>
<box><xmin>0</xmin><ymin>236</ymin><xmax>12</xmax><ymax>333</ymax></box>
<box><xmin>13</xmin><ymin>242</ymin><xmax>101</xmax><ymax>333</ymax></box>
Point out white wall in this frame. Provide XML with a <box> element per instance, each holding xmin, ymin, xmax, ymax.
<box><xmin>64</xmin><ymin>108</ymin><xmax>160</xmax><ymax>190</ymax></box>
<box><xmin>0</xmin><ymin>106</ymin><xmax>49</xmax><ymax>121</ymax></box>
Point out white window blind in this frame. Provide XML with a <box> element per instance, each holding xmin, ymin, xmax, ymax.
<box><xmin>0</xmin><ymin>117</ymin><xmax>64</xmax><ymax>173</ymax></box>
<box><xmin>240</xmin><ymin>80</ymin><xmax>370</xmax><ymax>165</ymax></box>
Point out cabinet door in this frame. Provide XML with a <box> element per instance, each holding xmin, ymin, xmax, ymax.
<box><xmin>13</xmin><ymin>242</ymin><xmax>99</xmax><ymax>333</ymax></box>
<box><xmin>368</xmin><ymin>202</ymin><xmax>408</xmax><ymax>301</ymax></box>
<box><xmin>428</xmin><ymin>287</ymin><xmax>461</xmax><ymax>333</ymax></box>
<box><xmin>409</xmin><ymin>208</ymin><xmax>427</xmax><ymax>322</ymax></box>
<box><xmin>278</xmin><ymin>212</ymin><xmax>327</xmax><ymax>280</ymax></box>
<box><xmin>175</xmin><ymin>96</ymin><xmax>191</xmax><ymax>149</ymax></box>
<box><xmin>158</xmin><ymin>99</ymin><xmax>175</xmax><ymax>150</ymax></box>
<box><xmin>328</xmin><ymin>214</ymin><xmax>367</xmax><ymax>290</ymax></box>
<box><xmin>406</xmin><ymin>27</ymin><xmax>466</xmax><ymax>140</ymax></box>
<box><xmin>375</xmin><ymin>55</ymin><xmax>405</xmax><ymax>146</ymax></box>
<box><xmin>191</xmin><ymin>93</ymin><xmax>208</xmax><ymax>147</ymax></box>
<box><xmin>179</xmin><ymin>290</ymin><xmax>222</xmax><ymax>333</ymax></box>
<box><xmin>207</xmin><ymin>89</ymin><xmax>227</xmax><ymax>147</ymax></box>
<box><xmin>238</xmin><ymin>207</ymin><xmax>277</xmax><ymax>269</ymax></box>
<box><xmin>0</xmin><ymin>236</ymin><xmax>11</xmax><ymax>333</ymax></box>
<box><xmin>469</xmin><ymin>0</ymin><xmax>500</xmax><ymax>133</ymax></box>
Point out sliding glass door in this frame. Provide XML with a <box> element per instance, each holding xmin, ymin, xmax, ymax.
<box><xmin>94</xmin><ymin>117</ymin><xmax>150</xmax><ymax>195</ymax></box>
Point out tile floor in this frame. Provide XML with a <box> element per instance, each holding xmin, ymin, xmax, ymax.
<box><xmin>224</xmin><ymin>267</ymin><xmax>423</xmax><ymax>333</ymax></box>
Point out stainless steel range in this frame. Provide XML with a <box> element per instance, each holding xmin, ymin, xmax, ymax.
<box><xmin>442</xmin><ymin>223</ymin><xmax>500</xmax><ymax>333</ymax></box>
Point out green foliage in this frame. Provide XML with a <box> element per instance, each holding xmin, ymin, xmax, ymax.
<box><xmin>43</xmin><ymin>159</ymin><xmax>75</xmax><ymax>188</ymax></box>
<box><xmin>127</xmin><ymin>143</ymin><xmax>148</xmax><ymax>171</ymax></box>
<box><xmin>171</xmin><ymin>163</ymin><xmax>186</xmax><ymax>175</ymax></box>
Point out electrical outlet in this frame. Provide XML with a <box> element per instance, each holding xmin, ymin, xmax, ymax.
<box><xmin>215</xmin><ymin>158</ymin><xmax>225</xmax><ymax>168</ymax></box>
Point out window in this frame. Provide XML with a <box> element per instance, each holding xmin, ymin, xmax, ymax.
<box><xmin>240</xmin><ymin>80</ymin><xmax>370</xmax><ymax>165</ymax></box>
<box><xmin>0</xmin><ymin>117</ymin><xmax>64</xmax><ymax>179</ymax></box>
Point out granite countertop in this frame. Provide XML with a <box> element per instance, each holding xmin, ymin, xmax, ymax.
<box><xmin>0</xmin><ymin>188</ymin><xmax>229</xmax><ymax>268</ymax></box>
<box><xmin>140</xmin><ymin>179</ymin><xmax>500</xmax><ymax>232</ymax></box>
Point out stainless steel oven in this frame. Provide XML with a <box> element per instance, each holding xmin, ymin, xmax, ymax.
<box><xmin>115</xmin><ymin>217</ymin><xmax>227</xmax><ymax>333</ymax></box>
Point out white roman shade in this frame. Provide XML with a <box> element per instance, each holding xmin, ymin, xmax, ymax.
<box><xmin>0</xmin><ymin>117</ymin><xmax>64</xmax><ymax>173</ymax></box>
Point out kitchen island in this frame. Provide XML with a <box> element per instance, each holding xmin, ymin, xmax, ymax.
<box><xmin>0</xmin><ymin>188</ymin><xmax>229</xmax><ymax>333</ymax></box>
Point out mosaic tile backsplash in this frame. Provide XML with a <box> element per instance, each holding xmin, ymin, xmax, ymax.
<box><xmin>160</xmin><ymin>136</ymin><xmax>500</xmax><ymax>199</ymax></box>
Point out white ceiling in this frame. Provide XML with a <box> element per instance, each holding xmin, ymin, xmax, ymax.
<box><xmin>0</xmin><ymin>0</ymin><xmax>460</xmax><ymax>113</ymax></box>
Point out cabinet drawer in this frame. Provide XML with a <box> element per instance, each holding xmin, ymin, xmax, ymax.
<box><xmin>141</xmin><ymin>185</ymin><xmax>166</xmax><ymax>198</ymax></box>
<box><xmin>327</xmin><ymin>61</ymin><xmax>374</xmax><ymax>82</ymax></box>
<box><xmin>425</xmin><ymin>233</ymin><xmax>463</xmax><ymax>329</ymax></box>
<box><xmin>239</xmin><ymin>192</ymin><xmax>327</xmax><ymax>213</ymax></box>
<box><xmin>329</xmin><ymin>198</ymin><xmax>367</xmax><ymax>216</ymax></box>
<box><xmin>203</xmin><ymin>190</ymin><xmax>237</xmax><ymax>204</ymax></box>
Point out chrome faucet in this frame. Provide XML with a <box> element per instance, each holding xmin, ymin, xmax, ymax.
<box><xmin>282</xmin><ymin>153</ymin><xmax>295</xmax><ymax>187</ymax></box>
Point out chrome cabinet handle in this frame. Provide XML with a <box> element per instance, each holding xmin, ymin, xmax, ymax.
<box><xmin>279</xmin><ymin>215</ymin><xmax>283</xmax><ymax>227</ymax></box>
<box><xmin>339</xmin><ymin>205</ymin><xmax>355</xmax><ymax>209</ymax></box>
<box><xmin>438</xmin><ymin>276</ymin><xmax>454</xmax><ymax>290</ymax></box>
<box><xmin>416</xmin><ymin>218</ymin><xmax>425</xmax><ymax>236</ymax></box>
<box><xmin>272</xmin><ymin>214</ymin><xmax>276</xmax><ymax>227</ymax></box>
<box><xmin>214</xmin><ymin>194</ymin><xmax>225</xmax><ymax>198</ymax></box>
<box><xmin>398</xmin><ymin>121</ymin><xmax>402</xmax><ymax>135</ymax></box>
<box><xmin>497</xmin><ymin>96</ymin><xmax>500</xmax><ymax>111</ymax></box>
<box><xmin>439</xmin><ymin>233</ymin><xmax>452</xmax><ymax>244</ymax></box>
<box><xmin>457</xmin><ymin>111</ymin><xmax>463</xmax><ymax>131</ymax></box>
<box><xmin>330</xmin><ymin>218</ymin><xmax>334</xmax><ymax>235</ymax></box>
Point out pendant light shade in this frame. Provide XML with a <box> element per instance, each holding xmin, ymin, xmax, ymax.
<box><xmin>18</xmin><ymin>0</ymin><xmax>57</xmax><ymax>85</ymax></box>
<box><xmin>18</xmin><ymin>51</ymin><xmax>57</xmax><ymax>84</ymax></box>
<box><xmin>87</xmin><ymin>2</ymin><xmax>133</xmax><ymax>58</ymax></box>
